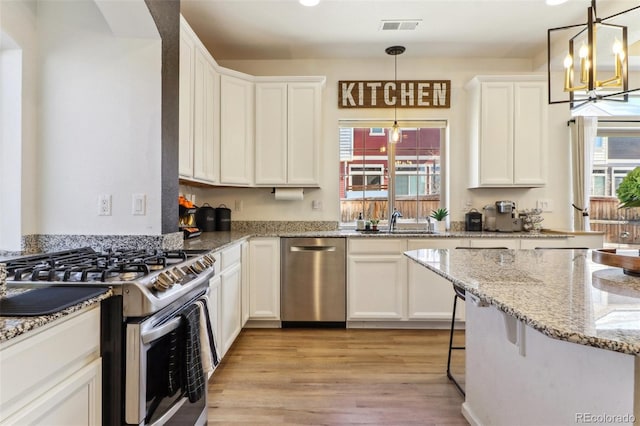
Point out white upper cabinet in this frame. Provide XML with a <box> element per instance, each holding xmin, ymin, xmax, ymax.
<box><xmin>220</xmin><ymin>73</ymin><xmax>255</xmax><ymax>186</ymax></box>
<box><xmin>255</xmin><ymin>80</ymin><xmax>323</xmax><ymax>186</ymax></box>
<box><xmin>178</xmin><ymin>22</ymin><xmax>195</xmax><ymax>179</ymax></box>
<box><xmin>179</xmin><ymin>17</ymin><xmax>219</xmax><ymax>184</ymax></box>
<box><xmin>466</xmin><ymin>75</ymin><xmax>547</xmax><ymax>188</ymax></box>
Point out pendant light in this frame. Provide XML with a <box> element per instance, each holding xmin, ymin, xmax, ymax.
<box><xmin>547</xmin><ymin>0</ymin><xmax>640</xmax><ymax>109</ymax></box>
<box><xmin>386</xmin><ymin>45</ymin><xmax>405</xmax><ymax>143</ymax></box>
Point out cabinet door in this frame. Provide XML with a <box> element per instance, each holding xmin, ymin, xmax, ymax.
<box><xmin>348</xmin><ymin>254</ymin><xmax>406</xmax><ymax>320</ymax></box>
<box><xmin>208</xmin><ymin>275</ymin><xmax>222</xmax><ymax>358</ymax></box>
<box><xmin>220</xmin><ymin>74</ymin><xmax>254</xmax><ymax>185</ymax></box>
<box><xmin>407</xmin><ymin>239</ymin><xmax>465</xmax><ymax>321</ymax></box>
<box><xmin>287</xmin><ymin>83</ymin><xmax>321</xmax><ymax>185</ymax></box>
<box><xmin>249</xmin><ymin>238</ymin><xmax>280</xmax><ymax>320</ymax></box>
<box><xmin>192</xmin><ymin>47</ymin><xmax>218</xmax><ymax>183</ymax></box>
<box><xmin>2</xmin><ymin>358</ymin><xmax>102</xmax><ymax>426</ymax></box>
<box><xmin>178</xmin><ymin>26</ymin><xmax>195</xmax><ymax>178</ymax></box>
<box><xmin>513</xmin><ymin>81</ymin><xmax>546</xmax><ymax>185</ymax></box>
<box><xmin>241</xmin><ymin>241</ymin><xmax>250</xmax><ymax>326</ymax></box>
<box><xmin>479</xmin><ymin>82</ymin><xmax>514</xmax><ymax>186</ymax></box>
<box><xmin>255</xmin><ymin>83</ymin><xmax>288</xmax><ymax>185</ymax></box>
<box><xmin>220</xmin><ymin>262</ymin><xmax>242</xmax><ymax>356</ymax></box>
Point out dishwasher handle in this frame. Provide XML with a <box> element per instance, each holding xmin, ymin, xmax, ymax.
<box><xmin>290</xmin><ymin>246</ymin><xmax>337</xmax><ymax>252</ymax></box>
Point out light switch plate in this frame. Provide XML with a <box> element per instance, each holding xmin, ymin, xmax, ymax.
<box><xmin>132</xmin><ymin>193</ymin><xmax>146</xmax><ymax>215</ymax></box>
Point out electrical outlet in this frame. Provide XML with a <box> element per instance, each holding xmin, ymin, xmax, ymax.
<box><xmin>536</xmin><ymin>199</ymin><xmax>553</xmax><ymax>212</ymax></box>
<box><xmin>98</xmin><ymin>194</ymin><xmax>112</xmax><ymax>216</ymax></box>
<box><xmin>312</xmin><ymin>200</ymin><xmax>323</xmax><ymax>210</ymax></box>
<box><xmin>132</xmin><ymin>193</ymin><xmax>146</xmax><ymax>215</ymax></box>
<box><xmin>235</xmin><ymin>200</ymin><xmax>243</xmax><ymax>212</ymax></box>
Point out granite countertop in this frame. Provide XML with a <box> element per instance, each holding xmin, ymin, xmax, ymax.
<box><xmin>404</xmin><ymin>248</ymin><xmax>640</xmax><ymax>355</ymax></box>
<box><xmin>184</xmin><ymin>229</ymin><xmax>573</xmax><ymax>252</ymax></box>
<box><xmin>0</xmin><ymin>287</ymin><xmax>113</xmax><ymax>343</ymax></box>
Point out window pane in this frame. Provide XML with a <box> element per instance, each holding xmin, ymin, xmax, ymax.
<box><xmin>339</xmin><ymin>124</ymin><xmax>443</xmax><ymax>227</ymax></box>
<box><xmin>590</xmin><ymin>120</ymin><xmax>640</xmax><ymax>246</ymax></box>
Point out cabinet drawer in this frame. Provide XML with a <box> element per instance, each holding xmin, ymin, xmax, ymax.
<box><xmin>468</xmin><ymin>238</ymin><xmax>519</xmax><ymax>249</ymax></box>
<box><xmin>348</xmin><ymin>238</ymin><xmax>406</xmax><ymax>254</ymax></box>
<box><xmin>220</xmin><ymin>244</ymin><xmax>241</xmax><ymax>270</ymax></box>
<box><xmin>0</xmin><ymin>307</ymin><xmax>100</xmax><ymax>421</ymax></box>
<box><xmin>407</xmin><ymin>238</ymin><xmax>466</xmax><ymax>250</ymax></box>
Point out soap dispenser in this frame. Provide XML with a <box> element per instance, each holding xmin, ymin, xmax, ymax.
<box><xmin>356</xmin><ymin>213</ymin><xmax>364</xmax><ymax>231</ymax></box>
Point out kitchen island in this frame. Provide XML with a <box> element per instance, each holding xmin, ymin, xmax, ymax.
<box><xmin>405</xmin><ymin>248</ymin><xmax>639</xmax><ymax>426</ymax></box>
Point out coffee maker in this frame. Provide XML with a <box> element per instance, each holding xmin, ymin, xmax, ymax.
<box><xmin>495</xmin><ymin>200</ymin><xmax>515</xmax><ymax>232</ymax></box>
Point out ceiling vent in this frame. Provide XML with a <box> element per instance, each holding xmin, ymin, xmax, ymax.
<box><xmin>380</xmin><ymin>20</ymin><xmax>421</xmax><ymax>31</ymax></box>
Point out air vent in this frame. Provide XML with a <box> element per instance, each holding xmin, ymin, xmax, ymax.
<box><xmin>380</xmin><ymin>20</ymin><xmax>421</xmax><ymax>31</ymax></box>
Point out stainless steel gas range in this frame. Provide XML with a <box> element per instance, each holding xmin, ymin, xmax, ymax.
<box><xmin>3</xmin><ymin>247</ymin><xmax>218</xmax><ymax>426</ymax></box>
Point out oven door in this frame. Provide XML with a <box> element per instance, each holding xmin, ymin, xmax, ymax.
<box><xmin>125</xmin><ymin>293</ymin><xmax>208</xmax><ymax>426</ymax></box>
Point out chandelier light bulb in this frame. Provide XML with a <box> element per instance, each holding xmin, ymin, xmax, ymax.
<box><xmin>579</xmin><ymin>44</ymin><xmax>589</xmax><ymax>59</ymax></box>
<box><xmin>612</xmin><ymin>39</ymin><xmax>623</xmax><ymax>54</ymax></box>
<box><xmin>563</xmin><ymin>53</ymin><xmax>573</xmax><ymax>69</ymax></box>
<box><xmin>299</xmin><ymin>0</ymin><xmax>320</xmax><ymax>6</ymax></box>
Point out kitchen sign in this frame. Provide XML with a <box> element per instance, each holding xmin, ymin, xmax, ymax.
<box><xmin>338</xmin><ymin>80</ymin><xmax>451</xmax><ymax>109</ymax></box>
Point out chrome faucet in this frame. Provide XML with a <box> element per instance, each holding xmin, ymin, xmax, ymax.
<box><xmin>426</xmin><ymin>216</ymin><xmax>433</xmax><ymax>232</ymax></box>
<box><xmin>389</xmin><ymin>208</ymin><xmax>403</xmax><ymax>232</ymax></box>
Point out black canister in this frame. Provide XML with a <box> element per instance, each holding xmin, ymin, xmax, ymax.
<box><xmin>465</xmin><ymin>209</ymin><xmax>483</xmax><ymax>231</ymax></box>
<box><xmin>195</xmin><ymin>203</ymin><xmax>216</xmax><ymax>232</ymax></box>
<box><xmin>214</xmin><ymin>204</ymin><xmax>231</xmax><ymax>231</ymax></box>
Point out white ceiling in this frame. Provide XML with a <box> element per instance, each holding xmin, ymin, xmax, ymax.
<box><xmin>180</xmin><ymin>0</ymin><xmax>640</xmax><ymax>62</ymax></box>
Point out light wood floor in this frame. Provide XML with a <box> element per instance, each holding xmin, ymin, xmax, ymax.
<box><xmin>207</xmin><ymin>328</ymin><xmax>467</xmax><ymax>425</ymax></box>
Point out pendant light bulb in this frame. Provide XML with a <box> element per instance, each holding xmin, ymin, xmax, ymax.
<box><xmin>391</xmin><ymin>122</ymin><xmax>401</xmax><ymax>143</ymax></box>
<box><xmin>386</xmin><ymin>45</ymin><xmax>405</xmax><ymax>144</ymax></box>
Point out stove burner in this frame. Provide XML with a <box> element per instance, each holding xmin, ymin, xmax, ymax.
<box><xmin>5</xmin><ymin>247</ymin><xmax>195</xmax><ymax>283</ymax></box>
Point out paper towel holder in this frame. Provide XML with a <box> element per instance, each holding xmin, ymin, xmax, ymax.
<box><xmin>271</xmin><ymin>187</ymin><xmax>305</xmax><ymax>194</ymax></box>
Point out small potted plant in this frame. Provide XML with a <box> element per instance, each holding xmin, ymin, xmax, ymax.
<box><xmin>430</xmin><ymin>208</ymin><xmax>449</xmax><ymax>232</ymax></box>
<box><xmin>369</xmin><ymin>218</ymin><xmax>380</xmax><ymax>231</ymax></box>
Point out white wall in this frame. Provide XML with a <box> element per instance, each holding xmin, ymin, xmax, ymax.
<box><xmin>184</xmin><ymin>57</ymin><xmax>575</xmax><ymax>229</ymax></box>
<box><xmin>0</xmin><ymin>0</ymin><xmax>39</xmax><ymax>251</ymax></box>
<box><xmin>36</xmin><ymin>0</ymin><xmax>163</xmax><ymax>235</ymax></box>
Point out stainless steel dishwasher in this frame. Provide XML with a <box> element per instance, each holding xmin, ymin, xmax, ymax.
<box><xmin>281</xmin><ymin>237</ymin><xmax>346</xmax><ymax>327</ymax></box>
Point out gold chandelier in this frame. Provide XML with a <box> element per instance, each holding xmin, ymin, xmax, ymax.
<box><xmin>547</xmin><ymin>0</ymin><xmax>640</xmax><ymax>109</ymax></box>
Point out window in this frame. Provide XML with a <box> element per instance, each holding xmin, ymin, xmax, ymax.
<box><xmin>588</xmin><ymin>113</ymin><xmax>640</xmax><ymax>246</ymax></box>
<box><xmin>339</xmin><ymin>121</ymin><xmax>446</xmax><ymax>228</ymax></box>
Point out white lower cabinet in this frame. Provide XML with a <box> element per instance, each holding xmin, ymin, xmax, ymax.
<box><xmin>220</xmin><ymin>261</ymin><xmax>242</xmax><ymax>357</ymax></box>
<box><xmin>215</xmin><ymin>243</ymin><xmax>243</xmax><ymax>357</ymax></box>
<box><xmin>468</xmin><ymin>238</ymin><xmax>519</xmax><ymax>249</ymax></box>
<box><xmin>348</xmin><ymin>239</ymin><xmax>407</xmax><ymax>320</ymax></box>
<box><xmin>248</xmin><ymin>238</ymin><xmax>280</xmax><ymax>320</ymax></box>
<box><xmin>0</xmin><ymin>307</ymin><xmax>102</xmax><ymax>425</ymax></box>
<box><xmin>241</xmin><ymin>241</ymin><xmax>250</xmax><ymax>326</ymax></box>
<box><xmin>208</xmin><ymin>274</ymin><xmax>222</xmax><ymax>355</ymax></box>
<box><xmin>407</xmin><ymin>239</ymin><xmax>466</xmax><ymax>321</ymax></box>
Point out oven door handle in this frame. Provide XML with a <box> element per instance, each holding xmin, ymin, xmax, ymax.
<box><xmin>141</xmin><ymin>316</ymin><xmax>183</xmax><ymax>344</ymax></box>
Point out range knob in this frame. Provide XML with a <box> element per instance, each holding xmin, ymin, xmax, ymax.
<box><xmin>154</xmin><ymin>271</ymin><xmax>175</xmax><ymax>291</ymax></box>
<box><xmin>191</xmin><ymin>260</ymin><xmax>206</xmax><ymax>273</ymax></box>
<box><xmin>169</xmin><ymin>267</ymin><xmax>187</xmax><ymax>281</ymax></box>
<box><xmin>201</xmin><ymin>255</ymin><xmax>216</xmax><ymax>267</ymax></box>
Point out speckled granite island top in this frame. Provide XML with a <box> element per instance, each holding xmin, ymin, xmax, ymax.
<box><xmin>405</xmin><ymin>248</ymin><xmax>640</xmax><ymax>355</ymax></box>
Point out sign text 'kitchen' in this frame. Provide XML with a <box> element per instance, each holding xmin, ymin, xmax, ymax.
<box><xmin>338</xmin><ymin>80</ymin><xmax>451</xmax><ymax>109</ymax></box>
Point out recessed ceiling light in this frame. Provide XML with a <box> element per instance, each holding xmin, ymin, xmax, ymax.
<box><xmin>299</xmin><ymin>0</ymin><xmax>320</xmax><ymax>6</ymax></box>
<box><xmin>545</xmin><ymin>0</ymin><xmax>569</xmax><ymax>5</ymax></box>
